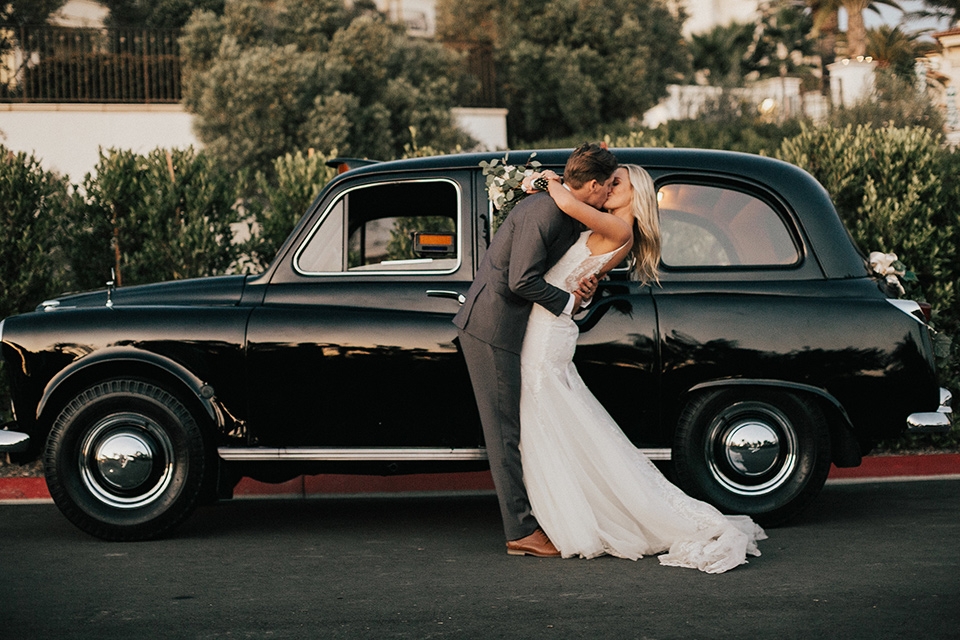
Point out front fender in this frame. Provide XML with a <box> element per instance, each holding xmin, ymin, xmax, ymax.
<box><xmin>37</xmin><ymin>347</ymin><xmax>223</xmax><ymax>428</ymax></box>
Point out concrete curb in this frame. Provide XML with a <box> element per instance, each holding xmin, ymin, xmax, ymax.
<box><xmin>2</xmin><ymin>454</ymin><xmax>959</xmax><ymax>503</ymax></box>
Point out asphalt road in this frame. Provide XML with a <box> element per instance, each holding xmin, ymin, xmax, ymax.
<box><xmin>1</xmin><ymin>479</ymin><xmax>958</xmax><ymax>640</ymax></box>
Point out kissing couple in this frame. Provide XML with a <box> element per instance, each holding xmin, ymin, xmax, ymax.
<box><xmin>454</xmin><ymin>143</ymin><xmax>767</xmax><ymax>574</ymax></box>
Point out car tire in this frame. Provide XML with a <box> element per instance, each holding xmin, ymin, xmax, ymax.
<box><xmin>43</xmin><ymin>379</ymin><xmax>206</xmax><ymax>541</ymax></box>
<box><xmin>673</xmin><ymin>389</ymin><xmax>830</xmax><ymax>526</ymax></box>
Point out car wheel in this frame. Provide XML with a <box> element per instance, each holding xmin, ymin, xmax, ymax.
<box><xmin>673</xmin><ymin>389</ymin><xmax>830</xmax><ymax>526</ymax></box>
<box><xmin>43</xmin><ymin>379</ymin><xmax>206</xmax><ymax>541</ymax></box>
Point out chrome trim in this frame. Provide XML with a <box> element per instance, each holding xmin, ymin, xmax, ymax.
<box><xmin>426</xmin><ymin>290</ymin><xmax>466</xmax><ymax>305</ymax></box>
<box><xmin>94</xmin><ymin>432</ymin><xmax>155</xmax><ymax>490</ymax></box>
<box><xmin>722</xmin><ymin>422</ymin><xmax>781</xmax><ymax>477</ymax></box>
<box><xmin>941</xmin><ymin>387</ymin><xmax>953</xmax><ymax>413</ymax></box>
<box><xmin>886</xmin><ymin>299</ymin><xmax>927</xmax><ymax>324</ymax></box>
<box><xmin>219</xmin><ymin>447</ymin><xmax>489</xmax><ymax>462</ymax></box>
<box><xmin>0</xmin><ymin>429</ymin><xmax>30</xmax><ymax>453</ymax></box>
<box><xmin>79</xmin><ymin>413</ymin><xmax>175</xmax><ymax>509</ymax></box>
<box><xmin>907</xmin><ymin>387</ymin><xmax>953</xmax><ymax>433</ymax></box>
<box><xmin>218</xmin><ymin>447</ymin><xmax>673</xmax><ymax>462</ymax></box>
<box><xmin>293</xmin><ymin>178</ymin><xmax>464</xmax><ymax>277</ymax></box>
<box><xmin>39</xmin><ymin>299</ymin><xmax>61</xmax><ymax>312</ymax></box>
<box><xmin>0</xmin><ymin>318</ymin><xmax>4</xmax><ymax>362</ymax></box>
<box><xmin>907</xmin><ymin>412</ymin><xmax>951</xmax><ymax>432</ymax></box>
<box><xmin>705</xmin><ymin>401</ymin><xmax>798</xmax><ymax>496</ymax></box>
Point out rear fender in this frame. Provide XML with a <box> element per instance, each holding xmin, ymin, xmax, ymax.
<box><xmin>682</xmin><ymin>378</ymin><xmax>861</xmax><ymax>467</ymax></box>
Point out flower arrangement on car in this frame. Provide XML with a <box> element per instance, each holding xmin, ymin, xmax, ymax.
<box><xmin>869</xmin><ymin>251</ymin><xmax>917</xmax><ymax>296</ymax></box>
<box><xmin>479</xmin><ymin>153</ymin><xmax>542</xmax><ymax>230</ymax></box>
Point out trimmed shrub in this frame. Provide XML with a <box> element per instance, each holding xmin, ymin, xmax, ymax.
<box><xmin>244</xmin><ymin>150</ymin><xmax>338</xmax><ymax>271</ymax></box>
<box><xmin>525</xmin><ymin>115</ymin><xmax>806</xmax><ymax>157</ymax></box>
<box><xmin>777</xmin><ymin>124</ymin><xmax>958</xmax><ymax>328</ymax></box>
<box><xmin>66</xmin><ymin>147</ymin><xmax>244</xmax><ymax>289</ymax></box>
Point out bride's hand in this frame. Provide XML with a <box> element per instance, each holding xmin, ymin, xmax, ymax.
<box><xmin>575</xmin><ymin>275</ymin><xmax>599</xmax><ymax>301</ymax></box>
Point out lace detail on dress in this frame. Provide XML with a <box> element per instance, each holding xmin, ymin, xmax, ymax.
<box><xmin>545</xmin><ymin>231</ymin><xmax>624</xmax><ymax>293</ymax></box>
<box><xmin>519</xmin><ymin>231</ymin><xmax>766</xmax><ymax>573</ymax></box>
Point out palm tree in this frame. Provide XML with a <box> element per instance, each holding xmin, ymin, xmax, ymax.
<box><xmin>808</xmin><ymin>0</ymin><xmax>902</xmax><ymax>59</ymax></box>
<box><xmin>906</xmin><ymin>1</ymin><xmax>960</xmax><ymax>27</ymax></box>
<box><xmin>808</xmin><ymin>0</ymin><xmax>841</xmax><ymax>94</ymax></box>
<box><xmin>866</xmin><ymin>25</ymin><xmax>939</xmax><ymax>77</ymax></box>
<box><xmin>689</xmin><ymin>22</ymin><xmax>756</xmax><ymax>84</ymax></box>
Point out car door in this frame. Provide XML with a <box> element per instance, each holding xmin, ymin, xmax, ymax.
<box><xmin>573</xmin><ymin>278</ymin><xmax>661</xmax><ymax>446</ymax></box>
<box><xmin>648</xmin><ymin>175</ymin><xmax>822</xmax><ymax>427</ymax></box>
<box><xmin>244</xmin><ymin>172</ymin><xmax>479</xmax><ymax>449</ymax></box>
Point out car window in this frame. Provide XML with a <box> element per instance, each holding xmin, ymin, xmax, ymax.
<box><xmin>296</xmin><ymin>179</ymin><xmax>461</xmax><ymax>275</ymax></box>
<box><xmin>658</xmin><ymin>183</ymin><xmax>798</xmax><ymax>268</ymax></box>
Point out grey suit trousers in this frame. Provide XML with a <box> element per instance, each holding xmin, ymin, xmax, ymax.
<box><xmin>453</xmin><ymin>193</ymin><xmax>579</xmax><ymax>542</ymax></box>
<box><xmin>457</xmin><ymin>329</ymin><xmax>535</xmax><ymax>541</ymax></box>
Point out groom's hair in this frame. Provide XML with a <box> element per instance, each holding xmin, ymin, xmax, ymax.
<box><xmin>563</xmin><ymin>142</ymin><xmax>618</xmax><ymax>189</ymax></box>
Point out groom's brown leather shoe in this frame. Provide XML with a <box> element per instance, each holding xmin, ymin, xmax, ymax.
<box><xmin>506</xmin><ymin>529</ymin><xmax>561</xmax><ymax>557</ymax></box>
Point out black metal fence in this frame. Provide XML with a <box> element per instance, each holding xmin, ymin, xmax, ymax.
<box><xmin>444</xmin><ymin>40</ymin><xmax>497</xmax><ymax>108</ymax></box>
<box><xmin>0</xmin><ymin>26</ymin><xmax>496</xmax><ymax>108</ymax></box>
<box><xmin>0</xmin><ymin>25</ymin><xmax>182</xmax><ymax>103</ymax></box>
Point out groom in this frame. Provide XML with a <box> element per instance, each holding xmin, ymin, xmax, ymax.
<box><xmin>454</xmin><ymin>142</ymin><xmax>618</xmax><ymax>556</ymax></box>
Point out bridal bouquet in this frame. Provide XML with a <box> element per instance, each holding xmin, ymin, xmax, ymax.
<box><xmin>479</xmin><ymin>153</ymin><xmax>542</xmax><ymax>230</ymax></box>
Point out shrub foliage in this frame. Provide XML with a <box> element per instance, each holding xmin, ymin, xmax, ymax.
<box><xmin>66</xmin><ymin>147</ymin><xmax>243</xmax><ymax>290</ymax></box>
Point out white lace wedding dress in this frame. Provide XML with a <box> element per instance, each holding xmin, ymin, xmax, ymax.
<box><xmin>520</xmin><ymin>231</ymin><xmax>767</xmax><ymax>573</ymax></box>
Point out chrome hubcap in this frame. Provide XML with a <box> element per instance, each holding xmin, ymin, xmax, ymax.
<box><xmin>705</xmin><ymin>402</ymin><xmax>798</xmax><ymax>496</ymax></box>
<box><xmin>79</xmin><ymin>413</ymin><xmax>175</xmax><ymax>509</ymax></box>
<box><xmin>94</xmin><ymin>432</ymin><xmax>154</xmax><ymax>490</ymax></box>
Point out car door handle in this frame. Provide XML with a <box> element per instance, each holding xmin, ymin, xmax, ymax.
<box><xmin>426</xmin><ymin>290</ymin><xmax>466</xmax><ymax>305</ymax></box>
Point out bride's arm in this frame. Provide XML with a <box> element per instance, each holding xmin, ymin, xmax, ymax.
<box><xmin>544</xmin><ymin>178</ymin><xmax>631</xmax><ymax>244</ymax></box>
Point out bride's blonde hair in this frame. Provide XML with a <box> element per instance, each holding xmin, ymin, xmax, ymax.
<box><xmin>622</xmin><ymin>164</ymin><xmax>661</xmax><ymax>285</ymax></box>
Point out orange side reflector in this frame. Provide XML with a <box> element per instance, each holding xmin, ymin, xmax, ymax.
<box><xmin>418</xmin><ymin>234</ymin><xmax>454</xmax><ymax>245</ymax></box>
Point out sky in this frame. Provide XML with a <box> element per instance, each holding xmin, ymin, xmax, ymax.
<box><xmin>862</xmin><ymin>0</ymin><xmax>954</xmax><ymax>35</ymax></box>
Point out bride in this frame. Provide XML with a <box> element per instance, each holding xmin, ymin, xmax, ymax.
<box><xmin>519</xmin><ymin>165</ymin><xmax>767</xmax><ymax>573</ymax></box>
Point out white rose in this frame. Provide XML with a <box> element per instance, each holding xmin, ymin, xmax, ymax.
<box><xmin>868</xmin><ymin>251</ymin><xmax>899</xmax><ymax>276</ymax></box>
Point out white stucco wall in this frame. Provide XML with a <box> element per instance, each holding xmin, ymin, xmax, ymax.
<box><xmin>0</xmin><ymin>104</ymin><xmax>200</xmax><ymax>181</ymax></box>
<box><xmin>682</xmin><ymin>0</ymin><xmax>760</xmax><ymax>36</ymax></box>
<box><xmin>827</xmin><ymin>59</ymin><xmax>876</xmax><ymax>107</ymax></box>
<box><xmin>451</xmin><ymin>107</ymin><xmax>508</xmax><ymax>151</ymax></box>
<box><xmin>0</xmin><ymin>104</ymin><xmax>508</xmax><ymax>180</ymax></box>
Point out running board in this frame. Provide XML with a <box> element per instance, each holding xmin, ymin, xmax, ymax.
<box><xmin>218</xmin><ymin>447</ymin><xmax>672</xmax><ymax>462</ymax></box>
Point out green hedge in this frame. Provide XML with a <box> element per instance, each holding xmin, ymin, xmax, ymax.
<box><xmin>526</xmin><ymin>115</ymin><xmax>806</xmax><ymax>157</ymax></box>
<box><xmin>66</xmin><ymin>147</ymin><xmax>245</xmax><ymax>290</ymax></box>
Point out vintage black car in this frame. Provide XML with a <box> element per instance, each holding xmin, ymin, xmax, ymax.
<box><xmin>0</xmin><ymin>148</ymin><xmax>952</xmax><ymax>540</ymax></box>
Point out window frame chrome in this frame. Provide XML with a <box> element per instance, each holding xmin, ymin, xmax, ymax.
<box><xmin>293</xmin><ymin>177</ymin><xmax>464</xmax><ymax>277</ymax></box>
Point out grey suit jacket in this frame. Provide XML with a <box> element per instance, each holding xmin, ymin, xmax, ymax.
<box><xmin>454</xmin><ymin>192</ymin><xmax>580</xmax><ymax>354</ymax></box>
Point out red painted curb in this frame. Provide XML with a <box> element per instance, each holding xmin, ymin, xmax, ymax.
<box><xmin>2</xmin><ymin>455</ymin><xmax>958</xmax><ymax>501</ymax></box>
<box><xmin>828</xmin><ymin>453</ymin><xmax>960</xmax><ymax>479</ymax></box>
<box><xmin>0</xmin><ymin>477</ymin><xmax>51</xmax><ymax>501</ymax></box>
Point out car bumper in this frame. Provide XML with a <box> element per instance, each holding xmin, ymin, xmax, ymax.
<box><xmin>906</xmin><ymin>388</ymin><xmax>953</xmax><ymax>434</ymax></box>
<box><xmin>0</xmin><ymin>423</ymin><xmax>30</xmax><ymax>453</ymax></box>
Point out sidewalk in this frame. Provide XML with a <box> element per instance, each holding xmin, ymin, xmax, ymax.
<box><xmin>3</xmin><ymin>453</ymin><xmax>959</xmax><ymax>503</ymax></box>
